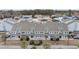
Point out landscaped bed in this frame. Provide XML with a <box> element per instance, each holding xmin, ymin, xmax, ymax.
<box><xmin>0</xmin><ymin>39</ymin><xmax>79</xmax><ymax>49</ymax></box>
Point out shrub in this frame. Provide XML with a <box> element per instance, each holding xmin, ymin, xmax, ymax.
<box><xmin>30</xmin><ymin>40</ymin><xmax>34</xmax><ymax>45</ymax></box>
<box><xmin>34</xmin><ymin>40</ymin><xmax>43</xmax><ymax>46</ymax></box>
<box><xmin>18</xmin><ymin>36</ymin><xmax>20</xmax><ymax>38</ymax></box>
<box><xmin>50</xmin><ymin>38</ymin><xmax>53</xmax><ymax>41</ymax></box>
<box><xmin>26</xmin><ymin>36</ymin><xmax>30</xmax><ymax>41</ymax></box>
<box><xmin>20</xmin><ymin>35</ymin><xmax>30</xmax><ymax>48</ymax></box>
<box><xmin>20</xmin><ymin>36</ymin><xmax>30</xmax><ymax>41</ymax></box>
<box><xmin>29</xmin><ymin>40</ymin><xmax>43</xmax><ymax>46</ymax></box>
<box><xmin>20</xmin><ymin>38</ymin><xmax>23</xmax><ymax>41</ymax></box>
<box><xmin>56</xmin><ymin>38</ymin><xmax>59</xmax><ymax>41</ymax></box>
<box><xmin>43</xmin><ymin>44</ymin><xmax>50</xmax><ymax>49</ymax></box>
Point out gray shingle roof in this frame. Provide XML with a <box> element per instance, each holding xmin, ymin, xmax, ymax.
<box><xmin>11</xmin><ymin>21</ymin><xmax>68</xmax><ymax>32</ymax></box>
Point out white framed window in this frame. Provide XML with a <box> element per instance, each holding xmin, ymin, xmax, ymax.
<box><xmin>65</xmin><ymin>32</ymin><xmax>67</xmax><ymax>34</ymax></box>
<box><xmin>40</xmin><ymin>32</ymin><xmax>42</xmax><ymax>34</ymax></box>
<box><xmin>49</xmin><ymin>32</ymin><xmax>53</xmax><ymax>34</ymax></box>
<box><xmin>38</xmin><ymin>32</ymin><xmax>39</xmax><ymax>34</ymax></box>
<box><xmin>49</xmin><ymin>32</ymin><xmax>51</xmax><ymax>34</ymax></box>
<box><xmin>35</xmin><ymin>32</ymin><xmax>37</xmax><ymax>34</ymax></box>
<box><xmin>22</xmin><ymin>32</ymin><xmax>25</xmax><ymax>33</ymax></box>
<box><xmin>26</xmin><ymin>32</ymin><xmax>27</xmax><ymax>34</ymax></box>
<box><xmin>55</xmin><ymin>32</ymin><xmax>56</xmax><ymax>34</ymax></box>
<box><xmin>26</xmin><ymin>32</ymin><xmax>29</xmax><ymax>34</ymax></box>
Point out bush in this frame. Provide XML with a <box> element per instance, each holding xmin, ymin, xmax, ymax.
<box><xmin>20</xmin><ymin>36</ymin><xmax>30</xmax><ymax>41</ymax></box>
<box><xmin>31</xmin><ymin>35</ymin><xmax>34</xmax><ymax>38</ymax></box>
<box><xmin>20</xmin><ymin>41</ymin><xmax>29</xmax><ymax>49</ymax></box>
<box><xmin>59</xmin><ymin>36</ymin><xmax>61</xmax><ymax>38</ymax></box>
<box><xmin>34</xmin><ymin>40</ymin><xmax>42</xmax><ymax>46</ymax></box>
<box><xmin>20</xmin><ymin>35</ymin><xmax>30</xmax><ymax>48</ymax></box>
<box><xmin>20</xmin><ymin>38</ymin><xmax>23</xmax><ymax>41</ymax></box>
<box><xmin>18</xmin><ymin>36</ymin><xmax>20</xmax><ymax>38</ymax></box>
<box><xmin>29</xmin><ymin>40</ymin><xmax>43</xmax><ymax>46</ymax></box>
<box><xmin>43</xmin><ymin>44</ymin><xmax>50</xmax><ymax>49</ymax></box>
<box><xmin>56</xmin><ymin>38</ymin><xmax>59</xmax><ymax>41</ymax></box>
<box><xmin>50</xmin><ymin>38</ymin><xmax>60</xmax><ymax>41</ymax></box>
<box><xmin>30</xmin><ymin>40</ymin><xmax>34</xmax><ymax>45</ymax></box>
<box><xmin>26</xmin><ymin>36</ymin><xmax>30</xmax><ymax>41</ymax></box>
<box><xmin>21</xmin><ymin>41</ymin><xmax>26</xmax><ymax>49</ymax></box>
<box><xmin>50</xmin><ymin>38</ymin><xmax>54</xmax><ymax>41</ymax></box>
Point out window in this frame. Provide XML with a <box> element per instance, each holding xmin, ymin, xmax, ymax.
<box><xmin>36</xmin><ymin>32</ymin><xmax>37</xmax><ymax>34</ymax></box>
<box><xmin>65</xmin><ymin>32</ymin><xmax>67</xmax><ymax>34</ymax></box>
<box><xmin>55</xmin><ymin>32</ymin><xmax>56</xmax><ymax>34</ymax></box>
<box><xmin>13</xmin><ymin>32</ymin><xmax>15</xmax><ymax>34</ymax></box>
<box><xmin>27</xmin><ymin>32</ymin><xmax>31</xmax><ymax>34</ymax></box>
<box><xmin>64</xmin><ymin>32</ymin><xmax>67</xmax><ymax>34</ymax></box>
<box><xmin>49</xmin><ymin>32</ymin><xmax>51</xmax><ymax>34</ymax></box>
<box><xmin>26</xmin><ymin>32</ymin><xmax>28</xmax><ymax>34</ymax></box>
<box><xmin>40</xmin><ymin>32</ymin><xmax>43</xmax><ymax>34</ymax></box>
<box><xmin>39</xmin><ymin>32</ymin><xmax>40</xmax><ymax>34</ymax></box>
<box><xmin>65</xmin><ymin>36</ymin><xmax>67</xmax><ymax>38</ymax></box>
<box><xmin>22</xmin><ymin>32</ymin><xmax>25</xmax><ymax>33</ymax></box>
<box><xmin>52</xmin><ymin>32</ymin><xmax>53</xmax><ymax>34</ymax></box>
<box><xmin>31</xmin><ymin>35</ymin><xmax>34</xmax><ymax>38</ymax></box>
<box><xmin>28</xmin><ymin>32</ymin><xmax>29</xmax><ymax>34</ymax></box>
<box><xmin>57</xmin><ymin>32</ymin><xmax>59</xmax><ymax>34</ymax></box>
<box><xmin>35</xmin><ymin>32</ymin><xmax>39</xmax><ymax>34</ymax></box>
<box><xmin>49</xmin><ymin>32</ymin><xmax>53</xmax><ymax>34</ymax></box>
<box><xmin>38</xmin><ymin>32</ymin><xmax>39</xmax><ymax>34</ymax></box>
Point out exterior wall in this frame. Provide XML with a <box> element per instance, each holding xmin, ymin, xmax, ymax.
<box><xmin>7</xmin><ymin>36</ymin><xmax>20</xmax><ymax>40</ymax></box>
<box><xmin>10</xmin><ymin>31</ymin><xmax>69</xmax><ymax>40</ymax></box>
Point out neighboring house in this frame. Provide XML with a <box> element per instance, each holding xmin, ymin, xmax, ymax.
<box><xmin>34</xmin><ymin>15</ymin><xmax>52</xmax><ymax>21</ymax></box>
<box><xmin>11</xmin><ymin>21</ymin><xmax>69</xmax><ymax>40</ymax></box>
<box><xmin>67</xmin><ymin>20</ymin><xmax>79</xmax><ymax>32</ymax></box>
<box><xmin>32</xmin><ymin>18</ymin><xmax>41</xmax><ymax>23</ymax></box>
<box><xmin>53</xmin><ymin>16</ymin><xmax>78</xmax><ymax>23</ymax></box>
<box><xmin>0</xmin><ymin>18</ymin><xmax>18</xmax><ymax>32</ymax></box>
<box><xmin>53</xmin><ymin>16</ymin><xmax>79</xmax><ymax>32</ymax></box>
<box><xmin>20</xmin><ymin>15</ymin><xmax>32</xmax><ymax>22</ymax></box>
<box><xmin>34</xmin><ymin>15</ymin><xmax>47</xmax><ymax>18</ymax></box>
<box><xmin>61</xmin><ymin>16</ymin><xmax>77</xmax><ymax>23</ymax></box>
